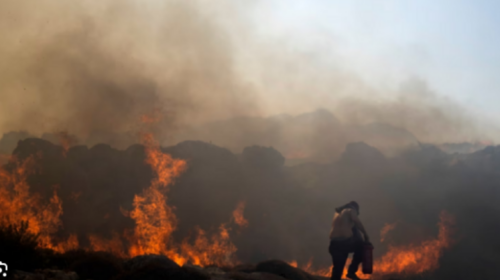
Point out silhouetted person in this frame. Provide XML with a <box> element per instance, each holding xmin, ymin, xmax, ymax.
<box><xmin>328</xmin><ymin>201</ymin><xmax>370</xmax><ymax>280</ymax></box>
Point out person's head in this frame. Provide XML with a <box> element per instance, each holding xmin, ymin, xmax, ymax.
<box><xmin>335</xmin><ymin>201</ymin><xmax>360</xmax><ymax>215</ymax></box>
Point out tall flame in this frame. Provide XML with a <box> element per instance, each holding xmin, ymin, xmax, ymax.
<box><xmin>127</xmin><ymin>133</ymin><xmax>186</xmax><ymax>257</ymax></box>
<box><xmin>0</xmin><ymin>130</ymin><xmax>243</xmax><ymax>267</ymax></box>
<box><xmin>126</xmin><ymin>132</ymin><xmax>239</xmax><ymax>266</ymax></box>
<box><xmin>126</xmin><ymin>132</ymin><xmax>186</xmax><ymax>262</ymax></box>
<box><xmin>0</xmin><ymin>131</ymin><xmax>453</xmax><ymax>274</ymax></box>
<box><xmin>0</xmin><ymin>155</ymin><xmax>78</xmax><ymax>252</ymax></box>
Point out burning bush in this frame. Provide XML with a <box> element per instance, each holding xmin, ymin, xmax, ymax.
<box><xmin>2</xmin><ymin>132</ymin><xmax>497</xmax><ymax>279</ymax></box>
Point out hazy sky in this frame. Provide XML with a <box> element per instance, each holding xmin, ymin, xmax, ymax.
<box><xmin>242</xmin><ymin>0</ymin><xmax>500</xmax><ymax>120</ymax></box>
<box><xmin>2</xmin><ymin>0</ymin><xmax>499</xmax><ymax>143</ymax></box>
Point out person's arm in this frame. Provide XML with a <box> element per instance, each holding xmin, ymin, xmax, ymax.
<box><xmin>350</xmin><ymin>210</ymin><xmax>370</xmax><ymax>242</ymax></box>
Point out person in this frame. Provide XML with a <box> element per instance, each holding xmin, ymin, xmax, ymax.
<box><xmin>328</xmin><ymin>201</ymin><xmax>370</xmax><ymax>280</ymax></box>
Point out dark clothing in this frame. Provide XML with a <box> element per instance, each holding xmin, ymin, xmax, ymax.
<box><xmin>328</xmin><ymin>235</ymin><xmax>363</xmax><ymax>280</ymax></box>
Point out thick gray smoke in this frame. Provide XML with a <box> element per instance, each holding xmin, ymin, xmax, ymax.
<box><xmin>0</xmin><ymin>0</ymin><xmax>259</xmax><ymax>148</ymax></box>
<box><xmin>0</xmin><ymin>0</ymin><xmax>496</xmax><ymax>156</ymax></box>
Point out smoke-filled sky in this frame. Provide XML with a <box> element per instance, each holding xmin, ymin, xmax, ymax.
<box><xmin>1</xmin><ymin>0</ymin><xmax>500</xmax><ymax>145</ymax></box>
<box><xmin>250</xmin><ymin>1</ymin><xmax>500</xmax><ymax>112</ymax></box>
<box><xmin>236</xmin><ymin>0</ymin><xmax>500</xmax><ymax>135</ymax></box>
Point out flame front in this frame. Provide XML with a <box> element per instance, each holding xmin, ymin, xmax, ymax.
<box><xmin>0</xmin><ymin>155</ymin><xmax>78</xmax><ymax>252</ymax></box>
<box><xmin>180</xmin><ymin>224</ymin><xmax>238</xmax><ymax>267</ymax></box>
<box><xmin>293</xmin><ymin>211</ymin><xmax>455</xmax><ymax>279</ymax></box>
<box><xmin>127</xmin><ymin>133</ymin><xmax>186</xmax><ymax>258</ymax></box>
<box><xmin>374</xmin><ymin>211</ymin><xmax>454</xmax><ymax>276</ymax></box>
<box><xmin>0</xmin><ymin>129</ymin><xmax>453</xmax><ymax>273</ymax></box>
<box><xmin>126</xmin><ymin>132</ymin><xmax>239</xmax><ymax>266</ymax></box>
<box><xmin>0</xmin><ymin>132</ymin><xmax>242</xmax><ymax>267</ymax></box>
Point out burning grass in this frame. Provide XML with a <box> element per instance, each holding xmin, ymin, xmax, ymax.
<box><xmin>289</xmin><ymin>211</ymin><xmax>455</xmax><ymax>279</ymax></box>
<box><xmin>0</xmin><ymin>133</ymin><xmax>243</xmax><ymax>273</ymax></box>
<box><xmin>0</xmin><ymin>154</ymin><xmax>78</xmax><ymax>253</ymax></box>
<box><xmin>0</xmin><ymin>132</ymin><xmax>456</xmax><ymax>279</ymax></box>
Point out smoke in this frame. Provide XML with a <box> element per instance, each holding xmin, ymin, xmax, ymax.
<box><xmin>0</xmin><ymin>0</ymin><xmax>259</xmax><ymax>148</ymax></box>
<box><xmin>1</xmin><ymin>3</ymin><xmax>499</xmax><ymax>280</ymax></box>
<box><xmin>1</xmin><ymin>0</ymin><xmax>497</xmax><ymax>154</ymax></box>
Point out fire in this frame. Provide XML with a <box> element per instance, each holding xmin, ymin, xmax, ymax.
<box><xmin>50</xmin><ymin>234</ymin><xmax>79</xmax><ymax>253</ymax></box>
<box><xmin>232</xmin><ymin>201</ymin><xmax>249</xmax><ymax>228</ymax></box>
<box><xmin>126</xmin><ymin>132</ymin><xmax>240</xmax><ymax>266</ymax></box>
<box><xmin>380</xmin><ymin>222</ymin><xmax>397</xmax><ymax>243</ymax></box>
<box><xmin>180</xmin><ymin>224</ymin><xmax>238</xmax><ymax>267</ymax></box>
<box><xmin>126</xmin><ymin>132</ymin><xmax>185</xmax><ymax>260</ymax></box>
<box><xmin>373</xmin><ymin>211</ymin><xmax>454</xmax><ymax>276</ymax></box>
<box><xmin>292</xmin><ymin>211</ymin><xmax>455</xmax><ymax>279</ymax></box>
<box><xmin>0</xmin><ymin>155</ymin><xmax>77</xmax><ymax>252</ymax></box>
<box><xmin>0</xmin><ymin>129</ymin><xmax>243</xmax><ymax>267</ymax></box>
<box><xmin>127</xmin><ymin>133</ymin><xmax>186</xmax><ymax>257</ymax></box>
<box><xmin>88</xmin><ymin>233</ymin><xmax>127</xmax><ymax>258</ymax></box>
<box><xmin>287</xmin><ymin>259</ymin><xmax>335</xmax><ymax>277</ymax></box>
<box><xmin>0</xmin><ymin>124</ymin><xmax>454</xmax><ymax>274</ymax></box>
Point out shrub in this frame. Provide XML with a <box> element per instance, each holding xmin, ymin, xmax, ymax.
<box><xmin>0</xmin><ymin>221</ymin><xmax>42</xmax><ymax>272</ymax></box>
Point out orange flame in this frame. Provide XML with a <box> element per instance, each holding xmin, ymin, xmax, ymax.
<box><xmin>50</xmin><ymin>234</ymin><xmax>79</xmax><ymax>253</ymax></box>
<box><xmin>0</xmin><ymin>155</ymin><xmax>78</xmax><ymax>252</ymax></box>
<box><xmin>179</xmin><ymin>224</ymin><xmax>238</xmax><ymax>267</ymax></box>
<box><xmin>127</xmin><ymin>133</ymin><xmax>187</xmax><ymax>259</ymax></box>
<box><xmin>374</xmin><ymin>211</ymin><xmax>454</xmax><ymax>276</ymax></box>
<box><xmin>126</xmin><ymin>132</ymin><xmax>240</xmax><ymax>266</ymax></box>
<box><xmin>293</xmin><ymin>211</ymin><xmax>455</xmax><ymax>279</ymax></box>
<box><xmin>88</xmin><ymin>232</ymin><xmax>127</xmax><ymax>258</ymax></box>
<box><xmin>0</xmin><ymin>127</ymin><xmax>244</xmax><ymax>265</ymax></box>
<box><xmin>232</xmin><ymin>201</ymin><xmax>249</xmax><ymax>228</ymax></box>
